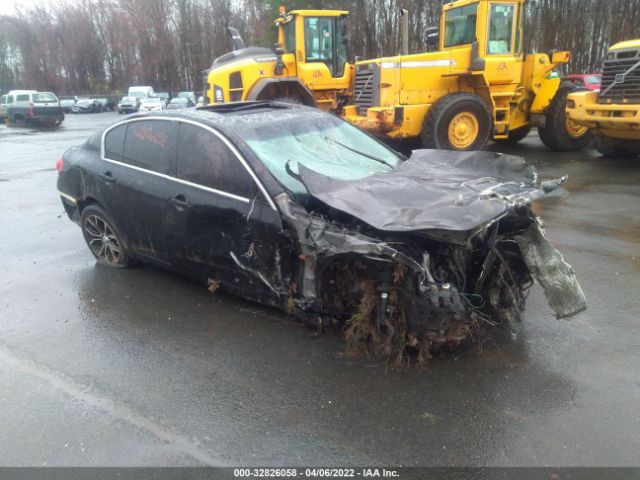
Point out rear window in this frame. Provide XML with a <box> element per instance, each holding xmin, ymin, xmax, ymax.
<box><xmin>32</xmin><ymin>92</ymin><xmax>57</xmax><ymax>103</ymax></box>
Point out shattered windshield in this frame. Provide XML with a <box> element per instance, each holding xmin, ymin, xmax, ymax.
<box><xmin>237</xmin><ymin>111</ymin><xmax>403</xmax><ymax>195</ymax></box>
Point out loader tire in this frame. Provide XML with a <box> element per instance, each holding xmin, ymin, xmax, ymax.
<box><xmin>493</xmin><ymin>125</ymin><xmax>532</xmax><ymax>145</ymax></box>
<box><xmin>421</xmin><ymin>93</ymin><xmax>492</xmax><ymax>151</ymax></box>
<box><xmin>593</xmin><ymin>135</ymin><xmax>640</xmax><ymax>158</ymax></box>
<box><xmin>538</xmin><ymin>87</ymin><xmax>592</xmax><ymax>152</ymax></box>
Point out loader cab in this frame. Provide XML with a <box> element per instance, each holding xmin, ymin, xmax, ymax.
<box><xmin>276</xmin><ymin>9</ymin><xmax>351</xmax><ymax>91</ymax></box>
<box><xmin>439</xmin><ymin>0</ymin><xmax>525</xmax><ymax>83</ymax></box>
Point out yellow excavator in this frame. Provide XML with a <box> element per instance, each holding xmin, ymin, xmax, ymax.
<box><xmin>204</xmin><ymin>0</ymin><xmax>591</xmax><ymax>152</ymax></box>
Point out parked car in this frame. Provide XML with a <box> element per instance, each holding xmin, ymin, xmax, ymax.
<box><xmin>156</xmin><ymin>92</ymin><xmax>170</xmax><ymax>106</ymax></box>
<box><xmin>166</xmin><ymin>97</ymin><xmax>190</xmax><ymax>110</ymax></box>
<box><xmin>0</xmin><ymin>94</ymin><xmax>9</xmax><ymax>120</ymax></box>
<box><xmin>6</xmin><ymin>91</ymin><xmax>64</xmax><ymax>126</ymax></box>
<box><xmin>59</xmin><ymin>98</ymin><xmax>76</xmax><ymax>113</ymax></box>
<box><xmin>138</xmin><ymin>96</ymin><xmax>165</xmax><ymax>113</ymax></box>
<box><xmin>176</xmin><ymin>91</ymin><xmax>196</xmax><ymax>106</ymax></box>
<box><xmin>128</xmin><ymin>86</ymin><xmax>154</xmax><ymax>99</ymax></box>
<box><xmin>72</xmin><ymin>98</ymin><xmax>100</xmax><ymax>113</ymax></box>
<box><xmin>56</xmin><ymin>102</ymin><xmax>586</xmax><ymax>358</ymax></box>
<box><xmin>95</xmin><ymin>98</ymin><xmax>109</xmax><ymax>112</ymax></box>
<box><xmin>117</xmin><ymin>96</ymin><xmax>139</xmax><ymax>114</ymax></box>
<box><xmin>2</xmin><ymin>90</ymin><xmax>39</xmax><ymax>121</ymax></box>
<box><xmin>567</xmin><ymin>73</ymin><xmax>602</xmax><ymax>91</ymax></box>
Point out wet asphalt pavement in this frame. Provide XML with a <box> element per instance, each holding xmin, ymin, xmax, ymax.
<box><xmin>0</xmin><ymin>112</ymin><xmax>638</xmax><ymax>467</ymax></box>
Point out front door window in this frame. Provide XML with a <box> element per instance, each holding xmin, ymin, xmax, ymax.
<box><xmin>304</xmin><ymin>17</ymin><xmax>335</xmax><ymax>74</ymax></box>
<box><xmin>487</xmin><ymin>4</ymin><xmax>515</xmax><ymax>54</ymax></box>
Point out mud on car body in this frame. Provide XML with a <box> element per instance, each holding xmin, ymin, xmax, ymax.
<box><xmin>57</xmin><ymin>102</ymin><xmax>586</xmax><ymax>359</ymax></box>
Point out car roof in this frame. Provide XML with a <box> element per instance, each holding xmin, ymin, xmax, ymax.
<box><xmin>125</xmin><ymin>101</ymin><xmax>310</xmax><ymax>130</ymax></box>
<box><xmin>109</xmin><ymin>102</ymin><xmax>318</xmax><ymax>198</ymax></box>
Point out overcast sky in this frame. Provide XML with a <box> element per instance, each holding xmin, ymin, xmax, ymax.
<box><xmin>0</xmin><ymin>0</ymin><xmax>41</xmax><ymax>15</ymax></box>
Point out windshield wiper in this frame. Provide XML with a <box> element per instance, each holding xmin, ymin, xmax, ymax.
<box><xmin>324</xmin><ymin>136</ymin><xmax>395</xmax><ymax>168</ymax></box>
<box><xmin>285</xmin><ymin>159</ymin><xmax>302</xmax><ymax>181</ymax></box>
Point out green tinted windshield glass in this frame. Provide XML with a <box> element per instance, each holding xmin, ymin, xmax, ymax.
<box><xmin>240</xmin><ymin>113</ymin><xmax>401</xmax><ymax>195</ymax></box>
<box><xmin>444</xmin><ymin>5</ymin><xmax>478</xmax><ymax>48</ymax></box>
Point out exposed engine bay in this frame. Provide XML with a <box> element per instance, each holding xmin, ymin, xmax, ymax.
<box><xmin>271</xmin><ymin>150</ymin><xmax>586</xmax><ymax>360</ymax></box>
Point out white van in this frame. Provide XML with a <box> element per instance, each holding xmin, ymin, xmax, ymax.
<box><xmin>127</xmin><ymin>86</ymin><xmax>154</xmax><ymax>99</ymax></box>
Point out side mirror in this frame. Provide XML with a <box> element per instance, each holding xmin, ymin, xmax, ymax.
<box><xmin>274</xmin><ymin>43</ymin><xmax>285</xmax><ymax>76</ymax></box>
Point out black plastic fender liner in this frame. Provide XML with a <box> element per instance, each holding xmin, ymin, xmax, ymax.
<box><xmin>247</xmin><ymin>78</ymin><xmax>317</xmax><ymax>107</ymax></box>
<box><xmin>514</xmin><ymin>219</ymin><xmax>587</xmax><ymax>319</ymax></box>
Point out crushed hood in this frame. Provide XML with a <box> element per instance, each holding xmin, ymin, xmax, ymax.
<box><xmin>298</xmin><ymin>150</ymin><xmax>563</xmax><ymax>241</ymax></box>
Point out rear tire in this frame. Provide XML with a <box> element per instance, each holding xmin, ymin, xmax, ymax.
<box><xmin>593</xmin><ymin>135</ymin><xmax>640</xmax><ymax>158</ymax></box>
<box><xmin>80</xmin><ymin>205</ymin><xmax>134</xmax><ymax>268</ymax></box>
<box><xmin>493</xmin><ymin>125</ymin><xmax>532</xmax><ymax>145</ymax></box>
<box><xmin>538</xmin><ymin>87</ymin><xmax>592</xmax><ymax>152</ymax></box>
<box><xmin>421</xmin><ymin>93</ymin><xmax>492</xmax><ymax>151</ymax></box>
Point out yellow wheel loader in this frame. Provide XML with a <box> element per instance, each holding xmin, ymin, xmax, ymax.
<box><xmin>566</xmin><ymin>40</ymin><xmax>640</xmax><ymax>158</ymax></box>
<box><xmin>204</xmin><ymin>0</ymin><xmax>591</xmax><ymax>152</ymax></box>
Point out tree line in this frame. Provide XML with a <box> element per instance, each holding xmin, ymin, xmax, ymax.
<box><xmin>0</xmin><ymin>0</ymin><xmax>638</xmax><ymax>95</ymax></box>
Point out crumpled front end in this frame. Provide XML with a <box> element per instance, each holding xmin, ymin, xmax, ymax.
<box><xmin>274</xmin><ymin>150</ymin><xmax>586</xmax><ymax>360</ymax></box>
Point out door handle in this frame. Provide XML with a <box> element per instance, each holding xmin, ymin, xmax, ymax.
<box><xmin>99</xmin><ymin>171</ymin><xmax>115</xmax><ymax>183</ymax></box>
<box><xmin>170</xmin><ymin>194</ymin><xmax>190</xmax><ymax>208</ymax></box>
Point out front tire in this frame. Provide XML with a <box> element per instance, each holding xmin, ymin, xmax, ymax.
<box><xmin>80</xmin><ymin>205</ymin><xmax>134</xmax><ymax>268</ymax></box>
<box><xmin>421</xmin><ymin>93</ymin><xmax>492</xmax><ymax>151</ymax></box>
<box><xmin>593</xmin><ymin>135</ymin><xmax>640</xmax><ymax>158</ymax></box>
<box><xmin>538</xmin><ymin>87</ymin><xmax>592</xmax><ymax>152</ymax></box>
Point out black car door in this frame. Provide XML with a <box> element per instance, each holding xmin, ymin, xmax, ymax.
<box><xmin>98</xmin><ymin>118</ymin><xmax>177</xmax><ymax>265</ymax></box>
<box><xmin>165</xmin><ymin>121</ymin><xmax>285</xmax><ymax>299</ymax></box>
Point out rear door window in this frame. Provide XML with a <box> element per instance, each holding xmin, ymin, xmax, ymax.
<box><xmin>16</xmin><ymin>94</ymin><xmax>29</xmax><ymax>102</ymax></box>
<box><xmin>104</xmin><ymin>124</ymin><xmax>127</xmax><ymax>161</ymax></box>
<box><xmin>177</xmin><ymin>123</ymin><xmax>255</xmax><ymax>199</ymax></box>
<box><xmin>122</xmin><ymin>120</ymin><xmax>176</xmax><ymax>175</ymax></box>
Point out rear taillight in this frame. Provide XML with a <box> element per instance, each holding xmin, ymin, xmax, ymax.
<box><xmin>56</xmin><ymin>156</ymin><xmax>64</xmax><ymax>173</ymax></box>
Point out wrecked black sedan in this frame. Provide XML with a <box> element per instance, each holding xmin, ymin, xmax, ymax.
<box><xmin>57</xmin><ymin>102</ymin><xmax>586</xmax><ymax>359</ymax></box>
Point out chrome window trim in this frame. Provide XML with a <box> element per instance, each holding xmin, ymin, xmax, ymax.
<box><xmin>100</xmin><ymin>116</ymin><xmax>278</xmax><ymax>211</ymax></box>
